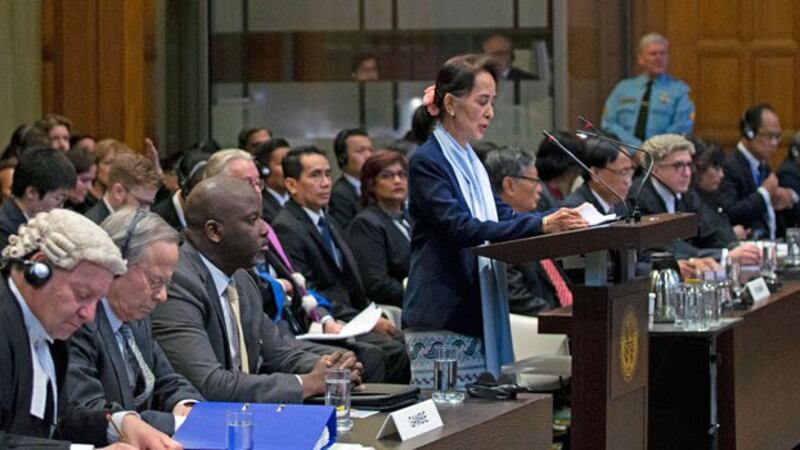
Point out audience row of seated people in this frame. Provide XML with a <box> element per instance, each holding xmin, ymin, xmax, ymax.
<box><xmin>2</xmin><ymin>94</ymin><xmax>800</xmax><ymax>447</ymax></box>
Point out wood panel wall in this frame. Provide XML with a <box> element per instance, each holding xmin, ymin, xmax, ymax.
<box><xmin>632</xmin><ymin>0</ymin><xmax>800</xmax><ymax>167</ymax></box>
<box><xmin>41</xmin><ymin>0</ymin><xmax>155</xmax><ymax>151</ymax></box>
<box><xmin>566</xmin><ymin>0</ymin><xmax>626</xmax><ymax>134</ymax></box>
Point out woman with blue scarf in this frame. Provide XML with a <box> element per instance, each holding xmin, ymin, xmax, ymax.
<box><xmin>403</xmin><ymin>54</ymin><xmax>587</xmax><ymax>386</ymax></box>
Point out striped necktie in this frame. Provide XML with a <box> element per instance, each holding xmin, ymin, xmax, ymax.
<box><xmin>541</xmin><ymin>259</ymin><xmax>573</xmax><ymax>307</ymax></box>
<box><xmin>119</xmin><ymin>324</ymin><xmax>155</xmax><ymax>407</ymax></box>
<box><xmin>226</xmin><ymin>283</ymin><xmax>250</xmax><ymax>373</ymax></box>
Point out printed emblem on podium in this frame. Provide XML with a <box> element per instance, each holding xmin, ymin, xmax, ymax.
<box><xmin>619</xmin><ymin>305</ymin><xmax>639</xmax><ymax>382</ymax></box>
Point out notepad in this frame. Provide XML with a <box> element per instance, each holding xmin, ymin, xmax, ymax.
<box><xmin>173</xmin><ymin>402</ymin><xmax>337</xmax><ymax>450</ymax></box>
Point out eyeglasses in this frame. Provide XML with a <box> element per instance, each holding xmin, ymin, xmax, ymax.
<box><xmin>511</xmin><ymin>175</ymin><xmax>542</xmax><ymax>186</ymax></box>
<box><xmin>657</xmin><ymin>161</ymin><xmax>693</xmax><ymax>173</ymax></box>
<box><xmin>378</xmin><ymin>169</ymin><xmax>408</xmax><ymax>180</ymax></box>
<box><xmin>133</xmin><ymin>263</ymin><xmax>170</xmax><ymax>294</ymax></box>
<box><xmin>121</xmin><ymin>185</ymin><xmax>154</xmax><ymax>209</ymax></box>
<box><xmin>756</xmin><ymin>131</ymin><xmax>782</xmax><ymax>141</ymax></box>
<box><xmin>601</xmin><ymin>167</ymin><xmax>636</xmax><ymax>178</ymax></box>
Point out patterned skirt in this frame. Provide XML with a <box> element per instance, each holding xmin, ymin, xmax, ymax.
<box><xmin>404</xmin><ymin>329</ymin><xmax>486</xmax><ymax>389</ymax></box>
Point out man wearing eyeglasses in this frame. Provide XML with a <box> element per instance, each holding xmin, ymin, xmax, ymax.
<box><xmin>484</xmin><ymin>147</ymin><xmax>576</xmax><ymax>316</ymax></box>
<box><xmin>719</xmin><ymin>103</ymin><xmax>797</xmax><ymax>240</ymax></box>
<box><xmin>67</xmin><ymin>208</ymin><xmax>203</xmax><ymax>436</ymax></box>
<box><xmin>636</xmin><ymin>134</ymin><xmax>761</xmax><ymax>269</ymax></box>
<box><xmin>563</xmin><ymin>138</ymin><xmax>634</xmax><ymax>216</ymax></box>
<box><xmin>85</xmin><ymin>152</ymin><xmax>162</xmax><ymax>224</ymax></box>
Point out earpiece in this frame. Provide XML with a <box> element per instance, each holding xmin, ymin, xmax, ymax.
<box><xmin>791</xmin><ymin>141</ymin><xmax>800</xmax><ymax>159</ymax></box>
<box><xmin>742</xmin><ymin>119</ymin><xmax>755</xmax><ymax>140</ymax></box>
<box><xmin>257</xmin><ymin>162</ymin><xmax>271</xmax><ymax>179</ymax></box>
<box><xmin>3</xmin><ymin>258</ymin><xmax>52</xmax><ymax>288</ymax></box>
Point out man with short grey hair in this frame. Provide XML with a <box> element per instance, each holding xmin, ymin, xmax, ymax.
<box><xmin>0</xmin><ymin>209</ymin><xmax>179</xmax><ymax>449</ymax></box>
<box><xmin>602</xmin><ymin>32</ymin><xmax>695</xmax><ymax>147</ymax></box>
<box><xmin>67</xmin><ymin>208</ymin><xmax>204</xmax><ymax>436</ymax></box>
<box><xmin>636</xmin><ymin>134</ymin><xmax>760</xmax><ymax>267</ymax></box>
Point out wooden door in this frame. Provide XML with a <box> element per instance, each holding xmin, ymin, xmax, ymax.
<box><xmin>632</xmin><ymin>0</ymin><xmax>800</xmax><ymax>168</ymax></box>
<box><xmin>41</xmin><ymin>0</ymin><xmax>156</xmax><ymax>151</ymax></box>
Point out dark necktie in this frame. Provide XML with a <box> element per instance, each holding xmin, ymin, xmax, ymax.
<box><xmin>633</xmin><ymin>79</ymin><xmax>654</xmax><ymax>141</ymax></box>
<box><xmin>317</xmin><ymin>217</ymin><xmax>341</xmax><ymax>267</ymax></box>
<box><xmin>753</xmin><ymin>163</ymin><xmax>768</xmax><ymax>186</ymax></box>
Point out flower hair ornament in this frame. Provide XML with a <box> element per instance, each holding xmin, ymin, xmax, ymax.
<box><xmin>423</xmin><ymin>85</ymin><xmax>440</xmax><ymax>117</ymax></box>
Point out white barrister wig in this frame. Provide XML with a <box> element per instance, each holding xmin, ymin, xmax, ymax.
<box><xmin>3</xmin><ymin>208</ymin><xmax>127</xmax><ymax>275</ymax></box>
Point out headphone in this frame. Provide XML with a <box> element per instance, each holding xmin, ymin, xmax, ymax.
<box><xmin>2</xmin><ymin>257</ymin><xmax>53</xmax><ymax>288</ymax></box>
<box><xmin>740</xmin><ymin>103</ymin><xmax>773</xmax><ymax>141</ymax></box>
<box><xmin>121</xmin><ymin>209</ymin><xmax>147</xmax><ymax>258</ymax></box>
<box><xmin>333</xmin><ymin>128</ymin><xmax>369</xmax><ymax>169</ymax></box>
<box><xmin>256</xmin><ymin>161</ymin><xmax>270</xmax><ymax>179</ymax></box>
<box><xmin>790</xmin><ymin>136</ymin><xmax>800</xmax><ymax>159</ymax></box>
<box><xmin>176</xmin><ymin>150</ymin><xmax>211</xmax><ymax>197</ymax></box>
<box><xmin>465</xmin><ymin>372</ymin><xmax>520</xmax><ymax>401</ymax></box>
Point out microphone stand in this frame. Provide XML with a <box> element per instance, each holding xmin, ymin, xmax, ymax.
<box><xmin>542</xmin><ymin>130</ymin><xmax>635</xmax><ymax>223</ymax></box>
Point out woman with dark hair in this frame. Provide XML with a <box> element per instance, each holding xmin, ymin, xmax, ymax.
<box><xmin>403</xmin><ymin>54</ymin><xmax>587</xmax><ymax>385</ymax></box>
<box><xmin>63</xmin><ymin>146</ymin><xmax>97</xmax><ymax>214</ymax></box>
<box><xmin>689</xmin><ymin>136</ymin><xmax>747</xmax><ymax>240</ymax></box>
<box><xmin>347</xmin><ymin>150</ymin><xmax>410</xmax><ymax>308</ymax></box>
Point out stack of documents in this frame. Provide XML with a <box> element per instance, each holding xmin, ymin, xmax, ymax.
<box><xmin>297</xmin><ymin>303</ymin><xmax>382</xmax><ymax>341</ymax></box>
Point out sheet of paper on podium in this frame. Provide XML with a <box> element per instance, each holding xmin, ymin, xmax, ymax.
<box><xmin>575</xmin><ymin>202</ymin><xmax>617</xmax><ymax>226</ymax></box>
<box><xmin>173</xmin><ymin>402</ymin><xmax>336</xmax><ymax>450</ymax></box>
<box><xmin>296</xmin><ymin>302</ymin><xmax>382</xmax><ymax>341</ymax></box>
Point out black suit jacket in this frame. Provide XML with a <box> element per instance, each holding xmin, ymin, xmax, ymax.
<box><xmin>152</xmin><ymin>196</ymin><xmax>183</xmax><ymax>232</ymax></box>
<box><xmin>636</xmin><ymin>180</ymin><xmax>736</xmax><ymax>260</ymax></box>
<box><xmin>777</xmin><ymin>157</ymin><xmax>800</xmax><ymax>228</ymax></box>
<box><xmin>507</xmin><ymin>262</ymin><xmax>562</xmax><ymax>316</ymax></box>
<box><xmin>0</xmin><ymin>200</ymin><xmax>26</xmax><ymax>251</ymax></box>
<box><xmin>534</xmin><ymin>186</ymin><xmax>560</xmax><ymax>213</ymax></box>
<box><xmin>346</xmin><ymin>205</ymin><xmax>409</xmax><ymax>308</ymax></box>
<box><xmin>272</xmin><ymin>199</ymin><xmax>368</xmax><ymax>321</ymax></box>
<box><xmin>66</xmin><ymin>304</ymin><xmax>204</xmax><ymax>435</ymax></box>
<box><xmin>261</xmin><ymin>190</ymin><xmax>283</xmax><ymax>224</ymax></box>
<box><xmin>563</xmin><ymin>183</ymin><xmax>628</xmax><ymax>216</ymax></box>
<box><xmin>329</xmin><ymin>177</ymin><xmax>361</xmax><ymax>229</ymax></box>
<box><xmin>0</xmin><ymin>278</ymin><xmax>108</xmax><ymax>448</ymax></box>
<box><xmin>719</xmin><ymin>148</ymin><xmax>771</xmax><ymax>238</ymax></box>
<box><xmin>151</xmin><ymin>242</ymin><xmax>319</xmax><ymax>403</ymax></box>
<box><xmin>84</xmin><ymin>200</ymin><xmax>111</xmax><ymax>225</ymax></box>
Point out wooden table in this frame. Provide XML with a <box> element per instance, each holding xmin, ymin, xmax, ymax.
<box><xmin>542</xmin><ymin>281</ymin><xmax>800</xmax><ymax>449</ymax></box>
<box><xmin>338</xmin><ymin>393</ymin><xmax>553</xmax><ymax>450</ymax></box>
<box><xmin>718</xmin><ymin>281</ymin><xmax>800</xmax><ymax>449</ymax></box>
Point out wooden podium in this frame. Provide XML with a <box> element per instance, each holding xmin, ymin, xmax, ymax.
<box><xmin>473</xmin><ymin>213</ymin><xmax>697</xmax><ymax>450</ymax></box>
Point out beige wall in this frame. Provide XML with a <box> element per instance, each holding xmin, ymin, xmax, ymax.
<box><xmin>0</xmin><ymin>1</ymin><xmax>41</xmax><ymax>147</ymax></box>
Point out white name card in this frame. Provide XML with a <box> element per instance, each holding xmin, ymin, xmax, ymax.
<box><xmin>376</xmin><ymin>399</ymin><xmax>443</xmax><ymax>441</ymax></box>
<box><xmin>745</xmin><ymin>277</ymin><xmax>770</xmax><ymax>303</ymax></box>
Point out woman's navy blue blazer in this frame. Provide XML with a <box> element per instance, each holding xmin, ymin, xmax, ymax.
<box><xmin>402</xmin><ymin>136</ymin><xmax>546</xmax><ymax>337</ymax></box>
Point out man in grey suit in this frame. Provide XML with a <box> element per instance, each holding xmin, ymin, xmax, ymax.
<box><xmin>67</xmin><ymin>208</ymin><xmax>204</xmax><ymax>436</ymax></box>
<box><xmin>151</xmin><ymin>176</ymin><xmax>363</xmax><ymax>403</ymax></box>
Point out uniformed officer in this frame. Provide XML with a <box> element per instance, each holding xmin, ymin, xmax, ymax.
<box><xmin>602</xmin><ymin>33</ymin><xmax>695</xmax><ymax>148</ymax></box>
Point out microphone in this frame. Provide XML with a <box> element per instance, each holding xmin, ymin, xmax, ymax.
<box><xmin>576</xmin><ymin>116</ymin><xmax>673</xmax><ymax>199</ymax></box>
<box><xmin>542</xmin><ymin>130</ymin><xmax>634</xmax><ymax>223</ymax></box>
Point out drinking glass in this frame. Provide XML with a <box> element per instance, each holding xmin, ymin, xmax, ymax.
<box><xmin>226</xmin><ymin>410</ymin><xmax>253</xmax><ymax>450</ymax></box>
<box><xmin>325</xmin><ymin>368</ymin><xmax>352</xmax><ymax>431</ymax></box>
<box><xmin>432</xmin><ymin>345</ymin><xmax>464</xmax><ymax>404</ymax></box>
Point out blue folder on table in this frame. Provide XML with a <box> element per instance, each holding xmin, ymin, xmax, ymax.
<box><xmin>173</xmin><ymin>402</ymin><xmax>337</xmax><ymax>450</ymax></box>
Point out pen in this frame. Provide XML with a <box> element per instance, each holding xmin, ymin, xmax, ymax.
<box><xmin>106</xmin><ymin>413</ymin><xmax>127</xmax><ymax>443</ymax></box>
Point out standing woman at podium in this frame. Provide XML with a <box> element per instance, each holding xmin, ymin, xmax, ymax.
<box><xmin>402</xmin><ymin>54</ymin><xmax>587</xmax><ymax>385</ymax></box>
